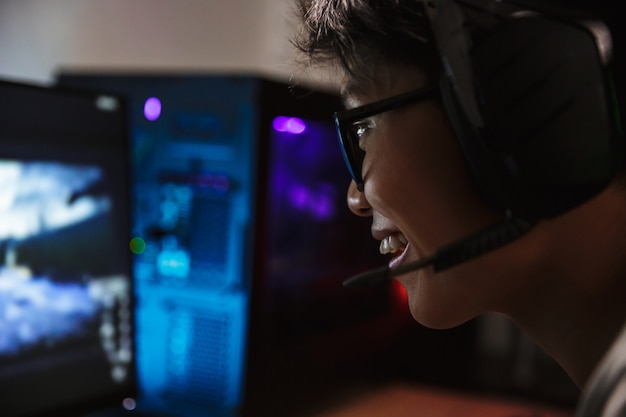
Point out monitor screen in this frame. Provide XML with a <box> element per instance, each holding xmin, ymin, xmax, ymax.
<box><xmin>0</xmin><ymin>80</ymin><xmax>137</xmax><ymax>417</ymax></box>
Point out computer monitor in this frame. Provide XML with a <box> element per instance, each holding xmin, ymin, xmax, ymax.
<box><xmin>0</xmin><ymin>80</ymin><xmax>137</xmax><ymax>417</ymax></box>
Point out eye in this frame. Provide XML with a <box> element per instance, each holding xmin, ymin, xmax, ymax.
<box><xmin>354</xmin><ymin>123</ymin><xmax>369</xmax><ymax>139</ymax></box>
<box><xmin>351</xmin><ymin>120</ymin><xmax>375</xmax><ymax>149</ymax></box>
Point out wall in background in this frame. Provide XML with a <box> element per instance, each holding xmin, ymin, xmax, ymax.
<box><xmin>0</xmin><ymin>0</ymin><xmax>332</xmax><ymax>89</ymax></box>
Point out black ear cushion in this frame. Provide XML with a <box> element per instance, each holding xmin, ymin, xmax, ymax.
<box><xmin>444</xmin><ymin>16</ymin><xmax>618</xmax><ymax>219</ymax></box>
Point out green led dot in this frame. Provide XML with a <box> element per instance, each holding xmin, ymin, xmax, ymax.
<box><xmin>130</xmin><ymin>237</ymin><xmax>146</xmax><ymax>254</ymax></box>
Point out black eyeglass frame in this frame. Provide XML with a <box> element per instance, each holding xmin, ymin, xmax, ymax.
<box><xmin>333</xmin><ymin>84</ymin><xmax>440</xmax><ymax>191</ymax></box>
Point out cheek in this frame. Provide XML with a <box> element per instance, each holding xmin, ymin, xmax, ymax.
<box><xmin>363</xmin><ymin>105</ymin><xmax>507</xmax><ymax>327</ymax></box>
<box><xmin>364</xmin><ymin>140</ymin><xmax>425</xmax><ymax>238</ymax></box>
<box><xmin>366</xmin><ymin>105</ymin><xmax>498</xmax><ymax>250</ymax></box>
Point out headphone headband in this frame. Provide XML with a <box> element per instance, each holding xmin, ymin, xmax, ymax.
<box><xmin>420</xmin><ymin>0</ymin><xmax>623</xmax><ymax>220</ymax></box>
<box><xmin>423</xmin><ymin>0</ymin><xmax>613</xmax><ymax>129</ymax></box>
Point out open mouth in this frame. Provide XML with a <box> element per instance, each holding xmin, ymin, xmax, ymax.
<box><xmin>379</xmin><ymin>233</ymin><xmax>408</xmax><ymax>257</ymax></box>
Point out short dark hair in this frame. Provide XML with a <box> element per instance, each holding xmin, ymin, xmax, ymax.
<box><xmin>292</xmin><ymin>0</ymin><xmax>440</xmax><ymax>87</ymax></box>
<box><xmin>292</xmin><ymin>0</ymin><xmax>623</xmax><ymax>90</ymax></box>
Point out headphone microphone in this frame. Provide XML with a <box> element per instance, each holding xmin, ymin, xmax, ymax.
<box><xmin>343</xmin><ymin>213</ymin><xmax>533</xmax><ymax>287</ymax></box>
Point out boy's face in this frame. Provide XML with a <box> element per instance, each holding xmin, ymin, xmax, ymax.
<box><xmin>343</xmin><ymin>65</ymin><xmax>537</xmax><ymax>328</ymax></box>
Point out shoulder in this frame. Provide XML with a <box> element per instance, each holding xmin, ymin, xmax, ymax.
<box><xmin>577</xmin><ymin>322</ymin><xmax>626</xmax><ymax>417</ymax></box>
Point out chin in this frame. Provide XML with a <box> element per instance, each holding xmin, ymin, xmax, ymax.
<box><xmin>406</xmin><ymin>289</ymin><xmax>478</xmax><ymax>330</ymax></box>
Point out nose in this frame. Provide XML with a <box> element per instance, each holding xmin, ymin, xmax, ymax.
<box><xmin>347</xmin><ymin>180</ymin><xmax>372</xmax><ymax>217</ymax></box>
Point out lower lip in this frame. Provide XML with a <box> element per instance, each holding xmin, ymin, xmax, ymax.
<box><xmin>388</xmin><ymin>244</ymin><xmax>410</xmax><ymax>271</ymax></box>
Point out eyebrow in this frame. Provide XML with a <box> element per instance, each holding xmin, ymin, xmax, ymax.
<box><xmin>340</xmin><ymin>82</ymin><xmax>373</xmax><ymax>109</ymax></box>
<box><xmin>339</xmin><ymin>85</ymin><xmax>357</xmax><ymax>108</ymax></box>
<box><xmin>340</xmin><ymin>95</ymin><xmax>359</xmax><ymax>110</ymax></box>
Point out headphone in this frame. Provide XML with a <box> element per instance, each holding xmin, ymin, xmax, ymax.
<box><xmin>424</xmin><ymin>0</ymin><xmax>624</xmax><ymax>220</ymax></box>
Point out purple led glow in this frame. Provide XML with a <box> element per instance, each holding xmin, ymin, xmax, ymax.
<box><xmin>286</xmin><ymin>184</ymin><xmax>335</xmax><ymax>220</ymax></box>
<box><xmin>310</xmin><ymin>193</ymin><xmax>334</xmax><ymax>219</ymax></box>
<box><xmin>272</xmin><ymin>116</ymin><xmax>306</xmax><ymax>134</ymax></box>
<box><xmin>289</xmin><ymin>184</ymin><xmax>308</xmax><ymax>209</ymax></box>
<box><xmin>268</xmin><ymin>116</ymin><xmax>337</xmax><ymax>221</ymax></box>
<box><xmin>144</xmin><ymin>97</ymin><xmax>162</xmax><ymax>121</ymax></box>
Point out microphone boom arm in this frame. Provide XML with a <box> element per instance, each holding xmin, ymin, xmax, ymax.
<box><xmin>343</xmin><ymin>213</ymin><xmax>533</xmax><ymax>288</ymax></box>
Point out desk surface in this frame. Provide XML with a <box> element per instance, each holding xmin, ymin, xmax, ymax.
<box><xmin>312</xmin><ymin>383</ymin><xmax>575</xmax><ymax>417</ymax></box>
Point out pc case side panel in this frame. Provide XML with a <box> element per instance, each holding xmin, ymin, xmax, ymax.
<box><xmin>242</xmin><ymin>81</ymin><xmax>405</xmax><ymax>417</ymax></box>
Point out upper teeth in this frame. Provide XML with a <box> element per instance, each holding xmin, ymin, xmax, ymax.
<box><xmin>379</xmin><ymin>234</ymin><xmax>408</xmax><ymax>255</ymax></box>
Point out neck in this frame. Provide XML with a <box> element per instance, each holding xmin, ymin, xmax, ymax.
<box><xmin>513</xmin><ymin>286</ymin><xmax>626</xmax><ymax>388</ymax></box>
<box><xmin>505</xmin><ymin>186</ymin><xmax>626</xmax><ymax>388</ymax></box>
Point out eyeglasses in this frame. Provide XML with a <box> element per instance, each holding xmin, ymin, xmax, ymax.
<box><xmin>333</xmin><ymin>84</ymin><xmax>439</xmax><ymax>191</ymax></box>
